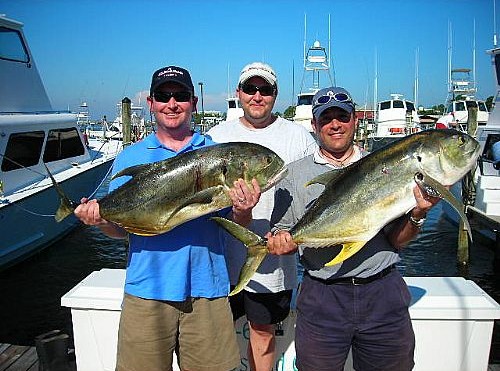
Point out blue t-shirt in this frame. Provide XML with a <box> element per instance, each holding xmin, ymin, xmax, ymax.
<box><xmin>110</xmin><ymin>132</ymin><xmax>230</xmax><ymax>301</ymax></box>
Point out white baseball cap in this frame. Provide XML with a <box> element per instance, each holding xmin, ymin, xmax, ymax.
<box><xmin>238</xmin><ymin>62</ymin><xmax>277</xmax><ymax>87</ymax></box>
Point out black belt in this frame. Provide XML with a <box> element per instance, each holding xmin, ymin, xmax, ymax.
<box><xmin>306</xmin><ymin>264</ymin><xmax>397</xmax><ymax>286</ymax></box>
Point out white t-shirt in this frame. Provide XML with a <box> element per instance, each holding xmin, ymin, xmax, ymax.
<box><xmin>207</xmin><ymin>117</ymin><xmax>318</xmax><ymax>292</ymax></box>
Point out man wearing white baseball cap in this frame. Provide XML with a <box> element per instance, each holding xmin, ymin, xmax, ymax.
<box><xmin>208</xmin><ymin>62</ymin><xmax>317</xmax><ymax>370</ymax></box>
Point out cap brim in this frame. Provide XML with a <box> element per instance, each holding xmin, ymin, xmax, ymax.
<box><xmin>313</xmin><ymin>102</ymin><xmax>354</xmax><ymax>119</ymax></box>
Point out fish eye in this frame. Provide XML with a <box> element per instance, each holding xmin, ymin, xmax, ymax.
<box><xmin>266</xmin><ymin>156</ymin><xmax>272</xmax><ymax>164</ymax></box>
<box><xmin>416</xmin><ymin>155</ymin><xmax>422</xmax><ymax>162</ymax></box>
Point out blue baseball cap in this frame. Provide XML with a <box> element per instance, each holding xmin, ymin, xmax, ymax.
<box><xmin>312</xmin><ymin>87</ymin><xmax>355</xmax><ymax>120</ymax></box>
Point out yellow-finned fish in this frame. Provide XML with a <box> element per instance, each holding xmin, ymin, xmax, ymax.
<box><xmin>213</xmin><ymin>129</ymin><xmax>481</xmax><ymax>295</ymax></box>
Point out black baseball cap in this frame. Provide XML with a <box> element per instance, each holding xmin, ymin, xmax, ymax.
<box><xmin>150</xmin><ymin>66</ymin><xmax>194</xmax><ymax>95</ymax></box>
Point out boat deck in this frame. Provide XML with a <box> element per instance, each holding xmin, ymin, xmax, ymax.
<box><xmin>0</xmin><ymin>343</ymin><xmax>38</xmax><ymax>371</ymax></box>
<box><xmin>1</xmin><ymin>342</ymin><xmax>500</xmax><ymax>371</ymax></box>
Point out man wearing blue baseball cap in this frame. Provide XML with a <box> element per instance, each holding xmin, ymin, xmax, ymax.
<box><xmin>266</xmin><ymin>86</ymin><xmax>441</xmax><ymax>370</ymax></box>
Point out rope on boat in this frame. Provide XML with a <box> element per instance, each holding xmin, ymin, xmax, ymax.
<box><xmin>0</xmin><ymin>152</ymin><xmax>114</xmax><ymax>219</ymax></box>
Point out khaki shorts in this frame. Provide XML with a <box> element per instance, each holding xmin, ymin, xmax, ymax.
<box><xmin>116</xmin><ymin>293</ymin><xmax>240</xmax><ymax>371</ymax></box>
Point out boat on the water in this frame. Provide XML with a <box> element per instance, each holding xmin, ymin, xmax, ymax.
<box><xmin>468</xmin><ymin>48</ymin><xmax>500</xmax><ymax>219</ymax></box>
<box><xmin>293</xmin><ymin>39</ymin><xmax>334</xmax><ymax>133</ymax></box>
<box><xmin>0</xmin><ymin>15</ymin><xmax>120</xmax><ymax>270</ymax></box>
<box><xmin>293</xmin><ymin>15</ymin><xmax>335</xmax><ymax>133</ymax></box>
<box><xmin>225</xmin><ymin>96</ymin><xmax>243</xmax><ymax>122</ymax></box>
<box><xmin>367</xmin><ymin>94</ymin><xmax>421</xmax><ymax>152</ymax></box>
<box><xmin>85</xmin><ymin>101</ymin><xmax>146</xmax><ymax>142</ymax></box>
<box><xmin>436</xmin><ymin>68</ymin><xmax>490</xmax><ymax>133</ymax></box>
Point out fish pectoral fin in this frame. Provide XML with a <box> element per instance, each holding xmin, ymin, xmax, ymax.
<box><xmin>324</xmin><ymin>241</ymin><xmax>367</xmax><ymax>267</ymax></box>
<box><xmin>165</xmin><ymin>186</ymin><xmax>223</xmax><ymax>222</ymax></box>
<box><xmin>179</xmin><ymin>187</ymin><xmax>222</xmax><ymax>207</ymax></box>
<box><xmin>416</xmin><ymin>173</ymin><xmax>473</xmax><ymax>242</ymax></box>
<box><xmin>305</xmin><ymin>168</ymin><xmax>345</xmax><ymax>187</ymax></box>
<box><xmin>230</xmin><ymin>245</ymin><xmax>268</xmax><ymax>296</ymax></box>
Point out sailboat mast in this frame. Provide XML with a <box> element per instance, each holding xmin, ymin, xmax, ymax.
<box><xmin>494</xmin><ymin>0</ymin><xmax>498</xmax><ymax>47</ymax></box>
<box><xmin>414</xmin><ymin>48</ymin><xmax>419</xmax><ymax>108</ymax></box>
<box><xmin>473</xmin><ymin>19</ymin><xmax>476</xmax><ymax>94</ymax></box>
<box><xmin>374</xmin><ymin>48</ymin><xmax>378</xmax><ymax>113</ymax></box>
<box><xmin>448</xmin><ymin>21</ymin><xmax>453</xmax><ymax>99</ymax></box>
<box><xmin>303</xmin><ymin>13</ymin><xmax>307</xmax><ymax>69</ymax></box>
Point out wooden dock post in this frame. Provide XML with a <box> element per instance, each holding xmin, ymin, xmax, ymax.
<box><xmin>121</xmin><ymin>97</ymin><xmax>132</xmax><ymax>148</ymax></box>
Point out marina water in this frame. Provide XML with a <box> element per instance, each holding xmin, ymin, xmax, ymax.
<box><xmin>1</xmin><ymin>183</ymin><xmax>499</xmax><ymax>364</ymax></box>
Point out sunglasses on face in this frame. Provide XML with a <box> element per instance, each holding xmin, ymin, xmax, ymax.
<box><xmin>153</xmin><ymin>91</ymin><xmax>192</xmax><ymax>103</ymax></box>
<box><xmin>240</xmin><ymin>83</ymin><xmax>275</xmax><ymax>96</ymax></box>
<box><xmin>315</xmin><ymin>92</ymin><xmax>353</xmax><ymax>106</ymax></box>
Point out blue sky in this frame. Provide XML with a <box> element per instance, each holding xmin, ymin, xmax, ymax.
<box><xmin>2</xmin><ymin>0</ymin><xmax>499</xmax><ymax>120</ymax></box>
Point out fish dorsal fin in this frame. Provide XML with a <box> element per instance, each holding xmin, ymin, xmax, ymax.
<box><xmin>111</xmin><ymin>163</ymin><xmax>151</xmax><ymax>180</ymax></box>
<box><xmin>305</xmin><ymin>168</ymin><xmax>346</xmax><ymax>187</ymax></box>
<box><xmin>415</xmin><ymin>172</ymin><xmax>473</xmax><ymax>242</ymax></box>
<box><xmin>324</xmin><ymin>241</ymin><xmax>367</xmax><ymax>267</ymax></box>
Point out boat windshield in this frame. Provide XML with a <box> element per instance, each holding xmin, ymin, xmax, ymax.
<box><xmin>0</xmin><ymin>26</ymin><xmax>29</xmax><ymax>63</ymax></box>
<box><xmin>297</xmin><ymin>95</ymin><xmax>314</xmax><ymax>106</ymax></box>
<box><xmin>465</xmin><ymin>101</ymin><xmax>478</xmax><ymax>109</ymax></box>
<box><xmin>1</xmin><ymin>131</ymin><xmax>44</xmax><ymax>171</ymax></box>
<box><xmin>455</xmin><ymin>102</ymin><xmax>466</xmax><ymax>111</ymax></box>
<box><xmin>478</xmin><ymin>101</ymin><xmax>488</xmax><ymax>112</ymax></box>
<box><xmin>393</xmin><ymin>100</ymin><xmax>404</xmax><ymax>108</ymax></box>
<box><xmin>406</xmin><ymin>102</ymin><xmax>416</xmax><ymax>111</ymax></box>
<box><xmin>380</xmin><ymin>101</ymin><xmax>391</xmax><ymax>110</ymax></box>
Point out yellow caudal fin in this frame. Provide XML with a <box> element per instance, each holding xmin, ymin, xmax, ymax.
<box><xmin>230</xmin><ymin>244</ymin><xmax>268</xmax><ymax>296</ymax></box>
<box><xmin>210</xmin><ymin>216</ymin><xmax>269</xmax><ymax>296</ymax></box>
<box><xmin>324</xmin><ymin>241</ymin><xmax>367</xmax><ymax>267</ymax></box>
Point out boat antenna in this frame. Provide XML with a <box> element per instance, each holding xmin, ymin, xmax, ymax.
<box><xmin>329</xmin><ymin>13</ymin><xmax>336</xmax><ymax>86</ymax></box>
<box><xmin>227</xmin><ymin>63</ymin><xmax>230</xmax><ymax>99</ymax></box>
<box><xmin>374</xmin><ymin>48</ymin><xmax>378</xmax><ymax>113</ymax></box>
<box><xmin>414</xmin><ymin>47</ymin><xmax>419</xmax><ymax>108</ymax></box>
<box><xmin>303</xmin><ymin>13</ymin><xmax>307</xmax><ymax>71</ymax></box>
<box><xmin>494</xmin><ymin>0</ymin><xmax>498</xmax><ymax>47</ymax></box>
<box><xmin>292</xmin><ymin>59</ymin><xmax>295</xmax><ymax>106</ymax></box>
<box><xmin>473</xmin><ymin>19</ymin><xmax>476</xmax><ymax>94</ymax></box>
<box><xmin>447</xmin><ymin>21</ymin><xmax>453</xmax><ymax>101</ymax></box>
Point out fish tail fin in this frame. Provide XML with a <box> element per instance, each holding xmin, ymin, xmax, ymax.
<box><xmin>43</xmin><ymin>163</ymin><xmax>77</xmax><ymax>222</ymax></box>
<box><xmin>211</xmin><ymin>216</ymin><xmax>268</xmax><ymax>296</ymax></box>
<box><xmin>324</xmin><ymin>241</ymin><xmax>367</xmax><ymax>267</ymax></box>
<box><xmin>230</xmin><ymin>245</ymin><xmax>268</xmax><ymax>296</ymax></box>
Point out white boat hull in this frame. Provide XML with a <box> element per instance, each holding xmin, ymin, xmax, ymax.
<box><xmin>0</xmin><ymin>160</ymin><xmax>113</xmax><ymax>270</ymax></box>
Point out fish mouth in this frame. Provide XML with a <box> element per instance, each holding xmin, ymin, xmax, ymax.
<box><xmin>262</xmin><ymin>166</ymin><xmax>288</xmax><ymax>192</ymax></box>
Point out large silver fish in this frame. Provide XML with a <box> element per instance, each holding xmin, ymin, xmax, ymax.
<box><xmin>51</xmin><ymin>142</ymin><xmax>287</xmax><ymax>235</ymax></box>
<box><xmin>213</xmin><ymin>129</ymin><xmax>481</xmax><ymax>295</ymax></box>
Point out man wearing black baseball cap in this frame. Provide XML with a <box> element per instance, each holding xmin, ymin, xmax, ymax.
<box><xmin>74</xmin><ymin>65</ymin><xmax>242</xmax><ymax>371</ymax></box>
<box><xmin>149</xmin><ymin>65</ymin><xmax>195</xmax><ymax>96</ymax></box>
